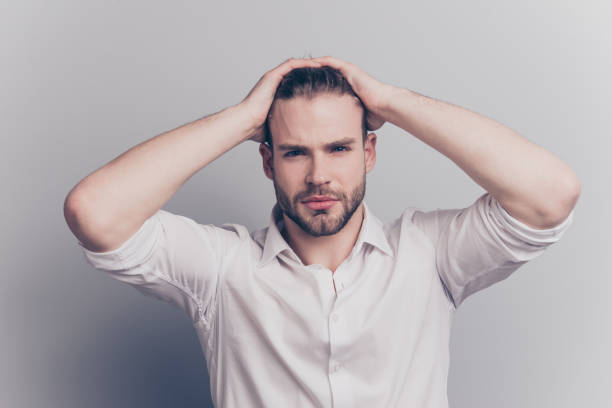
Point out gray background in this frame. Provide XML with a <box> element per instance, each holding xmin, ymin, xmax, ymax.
<box><xmin>2</xmin><ymin>0</ymin><xmax>610</xmax><ymax>407</ymax></box>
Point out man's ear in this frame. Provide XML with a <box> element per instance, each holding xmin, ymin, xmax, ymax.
<box><xmin>259</xmin><ymin>143</ymin><xmax>274</xmax><ymax>180</ymax></box>
<box><xmin>364</xmin><ymin>132</ymin><xmax>377</xmax><ymax>173</ymax></box>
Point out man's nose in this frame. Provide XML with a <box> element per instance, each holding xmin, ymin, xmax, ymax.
<box><xmin>304</xmin><ymin>154</ymin><xmax>331</xmax><ymax>185</ymax></box>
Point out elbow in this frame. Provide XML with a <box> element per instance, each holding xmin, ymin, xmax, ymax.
<box><xmin>539</xmin><ymin>171</ymin><xmax>581</xmax><ymax>228</ymax></box>
<box><xmin>64</xmin><ymin>191</ymin><xmax>83</xmax><ymax>231</ymax></box>
<box><xmin>63</xmin><ymin>189</ymin><xmax>109</xmax><ymax>237</ymax></box>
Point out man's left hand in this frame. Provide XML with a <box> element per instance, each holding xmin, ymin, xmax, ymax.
<box><xmin>311</xmin><ymin>55</ymin><xmax>396</xmax><ymax>131</ymax></box>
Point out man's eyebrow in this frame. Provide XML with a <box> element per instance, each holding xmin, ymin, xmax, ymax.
<box><xmin>277</xmin><ymin>138</ymin><xmax>357</xmax><ymax>151</ymax></box>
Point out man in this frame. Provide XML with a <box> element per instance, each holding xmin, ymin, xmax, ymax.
<box><xmin>64</xmin><ymin>56</ymin><xmax>580</xmax><ymax>407</ymax></box>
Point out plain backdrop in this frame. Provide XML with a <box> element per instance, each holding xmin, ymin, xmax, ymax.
<box><xmin>2</xmin><ymin>1</ymin><xmax>610</xmax><ymax>407</ymax></box>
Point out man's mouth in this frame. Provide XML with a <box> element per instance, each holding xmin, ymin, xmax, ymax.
<box><xmin>302</xmin><ymin>195</ymin><xmax>339</xmax><ymax>210</ymax></box>
<box><xmin>302</xmin><ymin>195</ymin><xmax>337</xmax><ymax>203</ymax></box>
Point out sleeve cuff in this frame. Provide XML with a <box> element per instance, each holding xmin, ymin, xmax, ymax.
<box><xmin>490</xmin><ymin>195</ymin><xmax>575</xmax><ymax>246</ymax></box>
<box><xmin>77</xmin><ymin>211</ymin><xmax>161</xmax><ymax>270</ymax></box>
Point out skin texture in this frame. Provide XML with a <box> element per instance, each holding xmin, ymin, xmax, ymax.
<box><xmin>259</xmin><ymin>93</ymin><xmax>377</xmax><ymax>271</ymax></box>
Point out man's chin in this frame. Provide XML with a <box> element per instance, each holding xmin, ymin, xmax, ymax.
<box><xmin>299</xmin><ymin>205</ymin><xmax>339</xmax><ymax>220</ymax></box>
<box><xmin>299</xmin><ymin>214</ymin><xmax>344</xmax><ymax>236</ymax></box>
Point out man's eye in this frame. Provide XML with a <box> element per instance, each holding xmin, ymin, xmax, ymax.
<box><xmin>284</xmin><ymin>150</ymin><xmax>303</xmax><ymax>157</ymax></box>
<box><xmin>332</xmin><ymin>146</ymin><xmax>348</xmax><ymax>152</ymax></box>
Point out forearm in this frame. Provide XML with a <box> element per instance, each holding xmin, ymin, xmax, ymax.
<box><xmin>381</xmin><ymin>87</ymin><xmax>581</xmax><ymax>228</ymax></box>
<box><xmin>64</xmin><ymin>103</ymin><xmax>255</xmax><ymax>251</ymax></box>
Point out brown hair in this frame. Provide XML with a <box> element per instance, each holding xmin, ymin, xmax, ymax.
<box><xmin>264</xmin><ymin>66</ymin><xmax>368</xmax><ymax>150</ymax></box>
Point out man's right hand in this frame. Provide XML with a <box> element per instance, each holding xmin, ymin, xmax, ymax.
<box><xmin>239</xmin><ymin>57</ymin><xmax>323</xmax><ymax>143</ymax></box>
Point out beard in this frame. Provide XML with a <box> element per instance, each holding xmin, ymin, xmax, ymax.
<box><xmin>273</xmin><ymin>173</ymin><xmax>366</xmax><ymax>237</ymax></box>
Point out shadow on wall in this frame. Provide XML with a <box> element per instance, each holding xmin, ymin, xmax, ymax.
<box><xmin>54</xmin><ymin>302</ymin><xmax>214</xmax><ymax>408</ymax></box>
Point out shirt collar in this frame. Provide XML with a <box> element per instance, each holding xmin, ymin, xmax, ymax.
<box><xmin>257</xmin><ymin>200</ymin><xmax>393</xmax><ymax>268</ymax></box>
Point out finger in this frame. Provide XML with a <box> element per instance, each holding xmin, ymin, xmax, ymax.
<box><xmin>253</xmin><ymin>58</ymin><xmax>323</xmax><ymax>102</ymax></box>
<box><xmin>310</xmin><ymin>56</ymin><xmax>355</xmax><ymax>81</ymax></box>
<box><xmin>310</xmin><ymin>55</ymin><xmax>348</xmax><ymax>69</ymax></box>
<box><xmin>311</xmin><ymin>55</ymin><xmax>341</xmax><ymax>63</ymax></box>
<box><xmin>273</xmin><ymin>58</ymin><xmax>322</xmax><ymax>76</ymax></box>
<box><xmin>283</xmin><ymin>56</ymin><xmax>322</xmax><ymax>66</ymax></box>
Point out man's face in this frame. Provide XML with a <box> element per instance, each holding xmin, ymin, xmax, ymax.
<box><xmin>260</xmin><ymin>93</ymin><xmax>377</xmax><ymax>237</ymax></box>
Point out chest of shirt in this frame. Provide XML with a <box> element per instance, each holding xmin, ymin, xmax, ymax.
<box><xmin>200</xmin><ymin>233</ymin><xmax>454</xmax><ymax>373</ymax></box>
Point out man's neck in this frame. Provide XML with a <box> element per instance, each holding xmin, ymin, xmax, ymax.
<box><xmin>281</xmin><ymin>203</ymin><xmax>365</xmax><ymax>273</ymax></box>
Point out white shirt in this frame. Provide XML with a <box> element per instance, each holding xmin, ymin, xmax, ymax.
<box><xmin>78</xmin><ymin>192</ymin><xmax>574</xmax><ymax>408</ymax></box>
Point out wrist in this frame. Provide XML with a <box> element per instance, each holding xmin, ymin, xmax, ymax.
<box><xmin>378</xmin><ymin>86</ymin><xmax>423</xmax><ymax>127</ymax></box>
<box><xmin>378</xmin><ymin>85</ymin><xmax>405</xmax><ymax>115</ymax></box>
<box><xmin>228</xmin><ymin>103</ymin><xmax>262</xmax><ymax>142</ymax></box>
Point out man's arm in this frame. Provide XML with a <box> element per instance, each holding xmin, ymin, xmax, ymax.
<box><xmin>380</xmin><ymin>88</ymin><xmax>581</xmax><ymax>229</ymax></box>
<box><xmin>311</xmin><ymin>56</ymin><xmax>581</xmax><ymax>229</ymax></box>
<box><xmin>64</xmin><ymin>105</ymin><xmax>253</xmax><ymax>253</ymax></box>
<box><xmin>64</xmin><ymin>58</ymin><xmax>323</xmax><ymax>252</ymax></box>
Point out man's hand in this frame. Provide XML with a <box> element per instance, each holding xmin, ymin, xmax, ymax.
<box><xmin>239</xmin><ymin>57</ymin><xmax>323</xmax><ymax>143</ymax></box>
<box><xmin>311</xmin><ymin>55</ymin><xmax>396</xmax><ymax>131</ymax></box>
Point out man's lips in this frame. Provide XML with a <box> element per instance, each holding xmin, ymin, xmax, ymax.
<box><xmin>301</xmin><ymin>196</ymin><xmax>338</xmax><ymax>210</ymax></box>
<box><xmin>302</xmin><ymin>195</ymin><xmax>337</xmax><ymax>203</ymax></box>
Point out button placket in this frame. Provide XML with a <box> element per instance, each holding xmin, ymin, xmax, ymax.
<box><xmin>332</xmin><ymin>261</ymin><xmax>349</xmax><ymax>294</ymax></box>
<box><xmin>328</xmin><ymin>307</ymin><xmax>343</xmax><ymax>382</ymax></box>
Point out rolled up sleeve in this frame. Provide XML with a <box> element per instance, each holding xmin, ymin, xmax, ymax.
<box><xmin>77</xmin><ymin>209</ymin><xmax>246</xmax><ymax>324</ymax></box>
<box><xmin>412</xmin><ymin>193</ymin><xmax>574</xmax><ymax>309</ymax></box>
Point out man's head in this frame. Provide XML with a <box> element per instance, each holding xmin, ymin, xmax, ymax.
<box><xmin>263</xmin><ymin>66</ymin><xmax>368</xmax><ymax>150</ymax></box>
<box><xmin>259</xmin><ymin>66</ymin><xmax>377</xmax><ymax>238</ymax></box>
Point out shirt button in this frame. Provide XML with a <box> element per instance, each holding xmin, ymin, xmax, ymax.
<box><xmin>333</xmin><ymin>363</ymin><xmax>342</xmax><ymax>372</ymax></box>
<box><xmin>331</xmin><ymin>313</ymin><xmax>339</xmax><ymax>323</ymax></box>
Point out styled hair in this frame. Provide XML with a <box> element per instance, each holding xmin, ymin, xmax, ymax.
<box><xmin>263</xmin><ymin>66</ymin><xmax>368</xmax><ymax>150</ymax></box>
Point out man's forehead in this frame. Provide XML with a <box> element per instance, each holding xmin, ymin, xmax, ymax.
<box><xmin>269</xmin><ymin>93</ymin><xmax>364</xmax><ymax>145</ymax></box>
